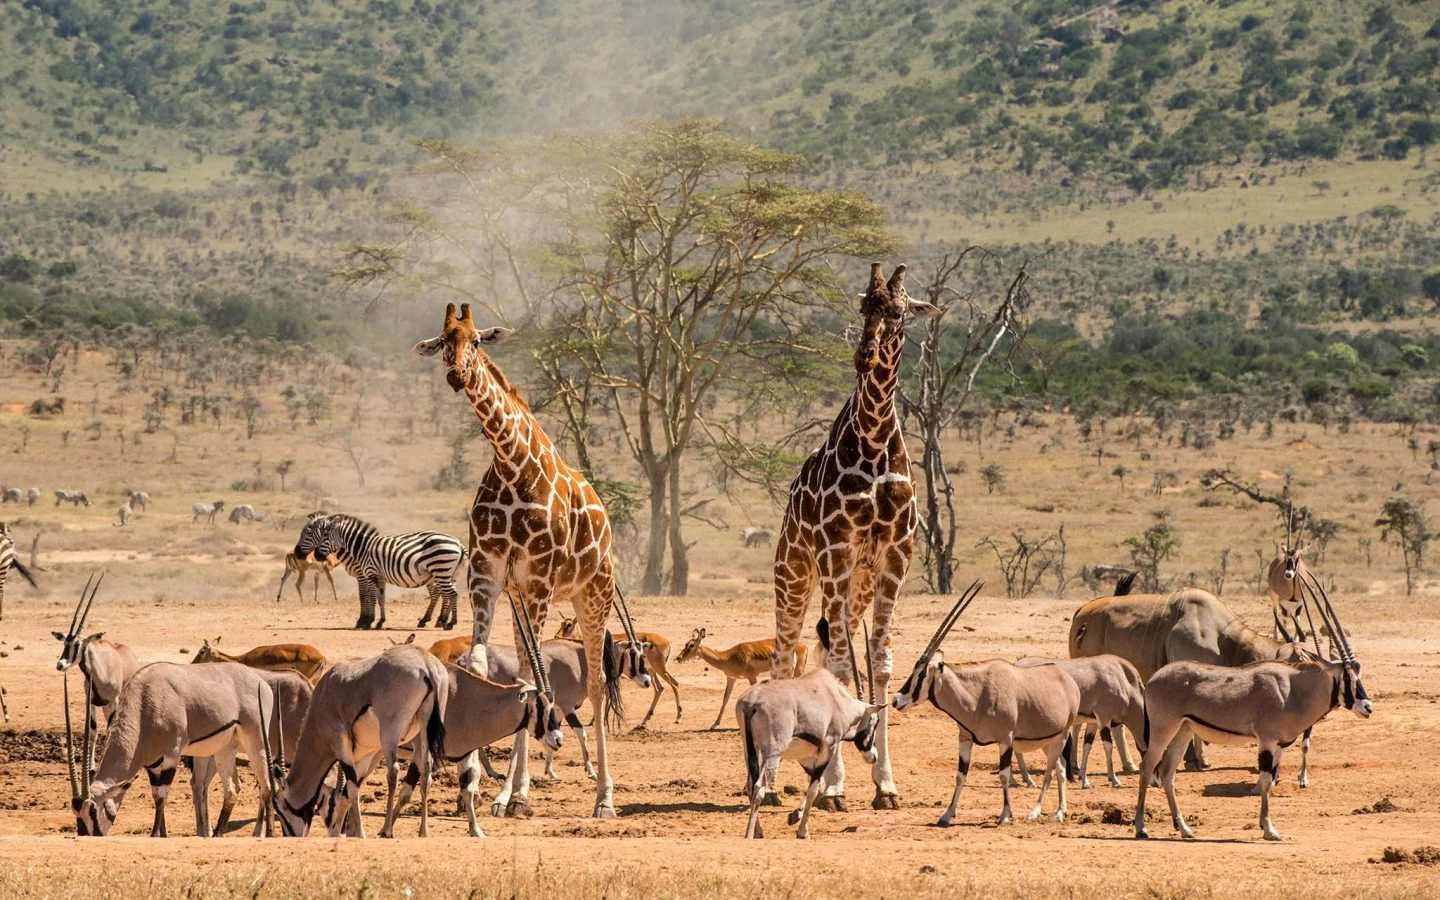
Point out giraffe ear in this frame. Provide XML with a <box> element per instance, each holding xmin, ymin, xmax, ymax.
<box><xmin>412</xmin><ymin>336</ymin><xmax>444</xmax><ymax>357</ymax></box>
<box><xmin>907</xmin><ymin>298</ymin><xmax>943</xmax><ymax>319</ymax></box>
<box><xmin>477</xmin><ymin>327</ymin><xmax>513</xmax><ymax>345</ymax></box>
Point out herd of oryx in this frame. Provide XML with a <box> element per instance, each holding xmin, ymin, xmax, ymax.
<box><xmin>35</xmin><ymin>265</ymin><xmax>1370</xmax><ymax>843</ymax></box>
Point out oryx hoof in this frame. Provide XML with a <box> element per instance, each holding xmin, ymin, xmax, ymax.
<box><xmin>787</xmin><ymin>809</ymin><xmax>802</xmax><ymax>826</ymax></box>
<box><xmin>760</xmin><ymin>792</ymin><xmax>783</xmax><ymax>807</ymax></box>
<box><xmin>489</xmin><ymin>801</ymin><xmax>507</xmax><ymax>818</ymax></box>
<box><xmin>1121</xmin><ymin>766</ymin><xmax>1140</xmax><ymax>776</ymax></box>
<box><xmin>1135</xmin><ymin>827</ymin><xmax>1150</xmax><ymax>840</ymax></box>
<box><xmin>592</xmin><ymin>804</ymin><xmax>616</xmax><ymax>820</ymax></box>
<box><xmin>468</xmin><ymin>826</ymin><xmax>487</xmax><ymax>838</ymax></box>
<box><xmin>872</xmin><ymin>791</ymin><xmax>900</xmax><ymax>811</ymax></box>
<box><xmin>814</xmin><ymin>795</ymin><xmax>845</xmax><ymax>813</ymax></box>
<box><xmin>1053</xmin><ymin>809</ymin><xmax>1066</xmax><ymax>823</ymax></box>
<box><xmin>1249</xmin><ymin>782</ymin><xmax>1264</xmax><ymax>796</ymax></box>
<box><xmin>1182</xmin><ymin>760</ymin><xmax>1208</xmax><ymax>773</ymax></box>
<box><xmin>1263</xmin><ymin>828</ymin><xmax>1283</xmax><ymax>842</ymax></box>
<box><xmin>1026</xmin><ymin>809</ymin><xmax>1042</xmax><ymax>822</ymax></box>
<box><xmin>937</xmin><ymin>816</ymin><xmax>954</xmax><ymax>828</ymax></box>
<box><xmin>505</xmin><ymin>799</ymin><xmax>533</xmax><ymax>819</ymax></box>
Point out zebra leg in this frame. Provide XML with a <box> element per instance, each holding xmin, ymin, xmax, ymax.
<box><xmin>355</xmin><ymin>578</ymin><xmax>377</xmax><ymax>630</ymax></box>
<box><xmin>374</xmin><ymin>581</ymin><xmax>387</xmax><ymax>630</ymax></box>
<box><xmin>417</xmin><ymin>581</ymin><xmax>440</xmax><ymax>630</ymax></box>
<box><xmin>438</xmin><ymin>573</ymin><xmax>459</xmax><ymax>631</ymax></box>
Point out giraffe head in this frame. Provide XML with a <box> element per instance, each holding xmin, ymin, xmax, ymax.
<box><xmin>854</xmin><ymin>263</ymin><xmax>941</xmax><ymax>374</ymax></box>
<box><xmin>412</xmin><ymin>303</ymin><xmax>514</xmax><ymax>393</ymax></box>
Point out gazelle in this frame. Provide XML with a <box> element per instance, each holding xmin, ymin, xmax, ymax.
<box><xmin>276</xmin><ymin>551</ymin><xmax>340</xmax><ymax>604</ymax></box>
<box><xmin>67</xmin><ymin>661</ymin><xmax>277</xmax><ymax>837</ymax></box>
<box><xmin>53</xmin><ymin>575</ymin><xmax>140</xmax><ymax>789</ymax></box>
<box><xmin>1267</xmin><ymin>512</ymin><xmax>1311</xmax><ymax>641</ymax></box>
<box><xmin>191</xmin><ymin>637</ymin><xmax>327</xmax><ymax>683</ymax></box>
<box><xmin>1136</xmin><ymin>573</ymin><xmax>1371</xmax><ymax>842</ymax></box>
<box><xmin>556</xmin><ymin>616</ymin><xmax>682</xmax><ymax>727</ymax></box>
<box><xmin>736</xmin><ymin>619</ymin><xmax>881</xmax><ymax>839</ymax></box>
<box><xmin>268</xmin><ymin>644</ymin><xmax>448</xmax><ymax>838</ymax></box>
<box><xmin>893</xmin><ymin>581</ymin><xmax>1080</xmax><ymax>826</ymax></box>
<box><xmin>1013</xmin><ymin>654</ymin><xmax>1147</xmax><ymax>789</ymax></box>
<box><xmin>428</xmin><ymin>634</ymin><xmax>472</xmax><ymax>664</ymax></box>
<box><xmin>677</xmin><ymin>628</ymin><xmax>808</xmax><ymax>730</ymax></box>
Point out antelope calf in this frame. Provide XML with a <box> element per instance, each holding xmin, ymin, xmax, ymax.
<box><xmin>893</xmin><ymin>581</ymin><xmax>1080</xmax><ymax>826</ymax></box>
<box><xmin>736</xmin><ymin>620</ymin><xmax>881</xmax><ymax>839</ymax></box>
<box><xmin>276</xmin><ymin>551</ymin><xmax>340</xmax><ymax>603</ymax></box>
<box><xmin>556</xmin><ymin>616</ymin><xmax>682</xmax><ymax>727</ymax></box>
<box><xmin>1266</xmin><ymin>540</ymin><xmax>1311</xmax><ymax>642</ymax></box>
<box><xmin>191</xmin><ymin>637</ymin><xmax>327</xmax><ymax>683</ymax></box>
<box><xmin>678</xmin><ymin>628</ymin><xmax>807</xmax><ymax>730</ymax></box>
<box><xmin>1136</xmin><ymin>575</ymin><xmax>1371</xmax><ymax>842</ymax></box>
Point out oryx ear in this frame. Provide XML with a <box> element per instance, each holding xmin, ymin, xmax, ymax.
<box><xmin>85</xmin><ymin>632</ymin><xmax>104</xmax><ymax>642</ymax></box>
<box><xmin>517</xmin><ymin>684</ymin><xmax>538</xmax><ymax>700</ymax></box>
<box><xmin>865</xmin><ymin>703</ymin><xmax>885</xmax><ymax>716</ymax></box>
<box><xmin>907</xmin><ymin>298</ymin><xmax>943</xmax><ymax>319</ymax></box>
<box><xmin>51</xmin><ymin>631</ymin><xmax>66</xmax><ymax>641</ymax></box>
<box><xmin>477</xmin><ymin>327</ymin><xmax>513</xmax><ymax>345</ymax></box>
<box><xmin>412</xmin><ymin>336</ymin><xmax>444</xmax><ymax>357</ymax></box>
<box><xmin>931</xmin><ymin>650</ymin><xmax>945</xmax><ymax>667</ymax></box>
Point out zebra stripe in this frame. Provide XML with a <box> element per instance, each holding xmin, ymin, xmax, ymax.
<box><xmin>0</xmin><ymin>524</ymin><xmax>37</xmax><ymax>621</ymax></box>
<box><xmin>294</xmin><ymin>514</ymin><xmax>464</xmax><ymax>631</ymax></box>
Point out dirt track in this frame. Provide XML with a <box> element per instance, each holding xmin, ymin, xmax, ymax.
<box><xmin>1</xmin><ymin>585</ymin><xmax>1437</xmax><ymax>898</ymax></box>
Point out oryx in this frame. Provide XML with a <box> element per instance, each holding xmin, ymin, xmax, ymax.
<box><xmin>53</xmin><ymin>575</ymin><xmax>140</xmax><ymax>791</ymax></box>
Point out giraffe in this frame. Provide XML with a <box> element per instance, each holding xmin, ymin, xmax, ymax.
<box><xmin>771</xmin><ymin>263</ymin><xmax>940</xmax><ymax>811</ymax></box>
<box><xmin>413</xmin><ymin>302</ymin><xmax>647</xmax><ymax>820</ymax></box>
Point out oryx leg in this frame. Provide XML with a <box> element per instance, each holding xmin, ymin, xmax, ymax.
<box><xmin>145</xmin><ymin>761</ymin><xmax>178</xmax><ymax>837</ymax></box>
<box><xmin>477</xmin><ymin>746</ymin><xmax>504</xmax><ymax>781</ymax></box>
<box><xmin>1078</xmin><ymin>723</ymin><xmax>1099</xmax><ymax>789</ymax></box>
<box><xmin>1029</xmin><ymin>735</ymin><xmax>1068</xmax><ymax>822</ymax></box>
<box><xmin>1297</xmin><ymin>727</ymin><xmax>1312</xmax><ymax>788</ymax></box>
<box><xmin>330</xmin><ymin>758</ymin><xmax>372</xmax><ymax>839</ymax></box>
<box><xmin>1134</xmin><ymin>716</ymin><xmax>1188</xmax><ymax>839</ymax></box>
<box><xmin>997</xmin><ymin>745</ymin><xmax>1015</xmax><ymax>825</ymax></box>
<box><xmin>710</xmin><ymin>678</ymin><xmax>739</xmax><ymax>731</ymax></box>
<box><xmin>1098</xmin><ymin>723</ymin><xmax>1122</xmax><ymax>788</ymax></box>
<box><xmin>938</xmin><ymin>738</ymin><xmax>973</xmax><ymax>827</ymax></box>
<box><xmin>1257</xmin><ymin>742</ymin><xmax>1285</xmax><ymax>841</ymax></box>
<box><xmin>1009</xmin><ymin>752</ymin><xmax>1037</xmax><ymax>788</ymax></box>
<box><xmin>457</xmin><ymin>752</ymin><xmax>486</xmax><ymax>838</ymax></box>
<box><xmin>791</xmin><ymin>757</ymin><xmax>830</xmax><ymax>840</ymax></box>
<box><xmin>1159</xmin><ymin>726</ymin><xmax>1196</xmax><ymax>839</ymax></box>
<box><xmin>1115</xmin><ymin>724</ymin><xmax>1138</xmax><ymax>774</ymax></box>
<box><xmin>188</xmin><ymin>757</ymin><xmax>212</xmax><ymax>837</ymax></box>
<box><xmin>745</xmin><ymin>753</ymin><xmax>781</xmax><ymax>839</ymax></box>
<box><xmin>561</xmin><ymin>709</ymin><xmax>596</xmax><ymax>781</ymax></box>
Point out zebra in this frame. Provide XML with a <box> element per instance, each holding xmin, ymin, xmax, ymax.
<box><xmin>294</xmin><ymin>513</ymin><xmax>464</xmax><ymax>631</ymax></box>
<box><xmin>0</xmin><ymin>522</ymin><xmax>38</xmax><ymax>621</ymax></box>
<box><xmin>26</xmin><ymin>488</ymin><xmax>40</xmax><ymax>506</ymax></box>
<box><xmin>114</xmin><ymin>502</ymin><xmax>132</xmax><ymax>528</ymax></box>
<box><xmin>55</xmin><ymin>490</ymin><xmax>91</xmax><ymax>507</ymax></box>
<box><xmin>228</xmin><ymin>504</ymin><xmax>259</xmax><ymax>524</ymax></box>
<box><xmin>1</xmin><ymin>488</ymin><xmax>20</xmax><ymax>504</ymax></box>
<box><xmin>192</xmin><ymin>500</ymin><xmax>225</xmax><ymax>524</ymax></box>
<box><xmin>128</xmin><ymin>491</ymin><xmax>150</xmax><ymax>512</ymax></box>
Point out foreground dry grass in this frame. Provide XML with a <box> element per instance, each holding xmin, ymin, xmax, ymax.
<box><xmin>1</xmin><ymin>346</ymin><xmax>1440</xmax><ymax>896</ymax></box>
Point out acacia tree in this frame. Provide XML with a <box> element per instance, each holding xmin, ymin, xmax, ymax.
<box><xmin>551</xmin><ymin>121</ymin><xmax>893</xmax><ymax>594</ymax></box>
<box><xmin>900</xmin><ymin>252</ymin><xmax>1030</xmax><ymax>594</ymax></box>
<box><xmin>1376</xmin><ymin>496</ymin><xmax>1432</xmax><ymax>595</ymax></box>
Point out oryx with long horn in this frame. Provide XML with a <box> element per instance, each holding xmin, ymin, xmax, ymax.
<box><xmin>68</xmin><ymin>660</ymin><xmax>277</xmax><ymax>837</ymax></box>
<box><xmin>735</xmin><ymin>617</ymin><xmax>883</xmax><ymax>839</ymax></box>
<box><xmin>892</xmin><ymin>580</ymin><xmax>1080</xmax><ymax>826</ymax></box>
<box><xmin>54</xmin><ymin>574</ymin><xmax>140</xmax><ymax>796</ymax></box>
<box><xmin>388</xmin><ymin>595</ymin><xmax>565</xmax><ymax>836</ymax></box>
<box><xmin>1266</xmin><ymin>506</ymin><xmax>1312</xmax><ymax>642</ymax></box>
<box><xmin>1135</xmin><ymin>572</ymin><xmax>1372</xmax><ymax>842</ymax></box>
<box><xmin>267</xmin><ymin>643</ymin><xmax>448</xmax><ymax>838</ymax></box>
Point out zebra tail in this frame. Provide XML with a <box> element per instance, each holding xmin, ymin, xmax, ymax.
<box><xmin>10</xmin><ymin>558</ymin><xmax>37</xmax><ymax>589</ymax></box>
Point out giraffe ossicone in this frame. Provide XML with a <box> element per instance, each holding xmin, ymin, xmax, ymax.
<box><xmin>414</xmin><ymin>302</ymin><xmax>649</xmax><ymax>821</ymax></box>
<box><xmin>771</xmin><ymin>263</ymin><xmax>937</xmax><ymax>812</ymax></box>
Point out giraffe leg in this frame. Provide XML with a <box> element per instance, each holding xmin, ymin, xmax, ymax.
<box><xmin>813</xmin><ymin>545</ymin><xmax>857</xmax><ymax>808</ymax></box>
<box><xmin>771</xmin><ymin>522</ymin><xmax>816</xmax><ymax>681</ymax></box>
<box><xmin>865</xmin><ymin>541</ymin><xmax>907</xmax><ymax>809</ymax></box>
<box><xmin>460</xmin><ymin>551</ymin><xmax>508</xmax><ymax>675</ymax></box>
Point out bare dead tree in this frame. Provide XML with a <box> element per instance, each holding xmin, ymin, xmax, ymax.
<box><xmin>978</xmin><ymin>531</ymin><xmax>1061</xmax><ymax>599</ymax></box>
<box><xmin>900</xmin><ymin>251</ymin><xmax>1032</xmax><ymax>593</ymax></box>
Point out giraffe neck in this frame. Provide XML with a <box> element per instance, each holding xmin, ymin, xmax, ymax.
<box><xmin>851</xmin><ymin>323</ymin><xmax>904</xmax><ymax>443</ymax></box>
<box><xmin>461</xmin><ymin>367</ymin><xmax>536</xmax><ymax>467</ymax></box>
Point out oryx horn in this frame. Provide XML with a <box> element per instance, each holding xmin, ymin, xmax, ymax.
<box><xmin>613</xmin><ymin>585</ymin><xmax>640</xmax><ymax>644</ymax></box>
<box><xmin>862</xmin><ymin>620</ymin><xmax>875</xmax><ymax>704</ymax></box>
<box><xmin>843</xmin><ymin>622</ymin><xmax>863</xmax><ymax>700</ymax></box>
<box><xmin>63</xmin><ymin>671</ymin><xmax>80</xmax><ymax>801</ymax></box>
<box><xmin>919</xmin><ymin>579</ymin><xmax>984</xmax><ymax>663</ymax></box>
<box><xmin>509</xmin><ymin>594</ymin><xmax>550</xmax><ymax>695</ymax></box>
<box><xmin>258</xmin><ymin>685</ymin><xmax>282</xmax><ymax>808</ymax></box>
<box><xmin>1303</xmin><ymin>571</ymin><xmax>1354</xmax><ymax>661</ymax></box>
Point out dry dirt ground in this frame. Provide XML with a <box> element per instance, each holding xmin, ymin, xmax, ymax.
<box><xmin>1</xmin><ymin>347</ymin><xmax>1439</xmax><ymax>896</ymax></box>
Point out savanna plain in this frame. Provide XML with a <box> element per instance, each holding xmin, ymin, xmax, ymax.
<box><xmin>0</xmin><ymin>346</ymin><xmax>1435</xmax><ymax>898</ymax></box>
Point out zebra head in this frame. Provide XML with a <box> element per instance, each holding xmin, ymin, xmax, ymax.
<box><xmin>411</xmin><ymin>303</ymin><xmax>513</xmax><ymax>393</ymax></box>
<box><xmin>294</xmin><ymin>513</ymin><xmax>333</xmax><ymax>563</ymax></box>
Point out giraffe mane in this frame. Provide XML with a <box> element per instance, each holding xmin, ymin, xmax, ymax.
<box><xmin>479</xmin><ymin>354</ymin><xmax>531</xmax><ymax>413</ymax></box>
